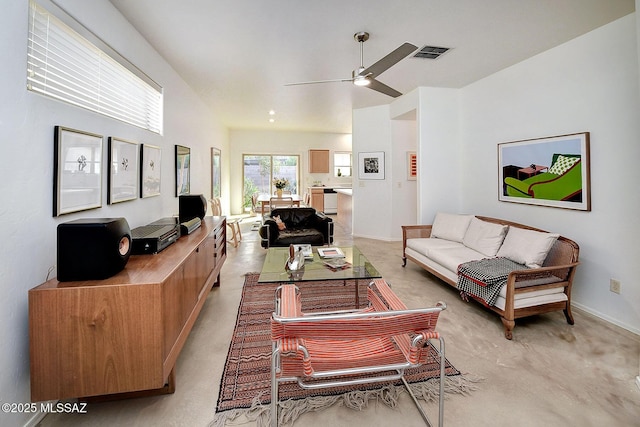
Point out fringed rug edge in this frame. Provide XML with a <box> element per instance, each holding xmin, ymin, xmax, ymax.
<box><xmin>210</xmin><ymin>373</ymin><xmax>482</xmax><ymax>427</ymax></box>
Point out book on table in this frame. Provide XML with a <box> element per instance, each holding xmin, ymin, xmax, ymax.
<box><xmin>323</xmin><ymin>258</ymin><xmax>351</xmax><ymax>271</ymax></box>
<box><xmin>317</xmin><ymin>247</ymin><xmax>345</xmax><ymax>258</ymax></box>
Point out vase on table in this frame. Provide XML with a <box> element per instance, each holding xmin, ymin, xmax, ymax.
<box><xmin>276</xmin><ymin>189</ymin><xmax>283</xmax><ymax>198</ymax></box>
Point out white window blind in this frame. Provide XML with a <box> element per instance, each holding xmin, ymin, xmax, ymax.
<box><xmin>27</xmin><ymin>0</ymin><xmax>163</xmax><ymax>134</ymax></box>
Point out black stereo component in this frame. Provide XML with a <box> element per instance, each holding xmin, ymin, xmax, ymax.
<box><xmin>57</xmin><ymin>218</ymin><xmax>132</xmax><ymax>282</ymax></box>
<box><xmin>179</xmin><ymin>194</ymin><xmax>207</xmax><ymax>223</ymax></box>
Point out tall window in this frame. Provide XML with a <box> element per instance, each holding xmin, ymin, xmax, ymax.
<box><xmin>243</xmin><ymin>154</ymin><xmax>300</xmax><ymax>208</ymax></box>
<box><xmin>27</xmin><ymin>0</ymin><xmax>163</xmax><ymax>134</ymax></box>
<box><xmin>334</xmin><ymin>152</ymin><xmax>352</xmax><ymax>177</ymax></box>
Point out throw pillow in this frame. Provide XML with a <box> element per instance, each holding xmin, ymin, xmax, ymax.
<box><xmin>462</xmin><ymin>217</ymin><xmax>509</xmax><ymax>257</ymax></box>
<box><xmin>274</xmin><ymin>215</ymin><xmax>286</xmax><ymax>231</ymax></box>
<box><xmin>431</xmin><ymin>212</ymin><xmax>474</xmax><ymax>243</ymax></box>
<box><xmin>496</xmin><ymin>227</ymin><xmax>559</xmax><ymax>268</ymax></box>
<box><xmin>548</xmin><ymin>154</ymin><xmax>580</xmax><ymax>175</ymax></box>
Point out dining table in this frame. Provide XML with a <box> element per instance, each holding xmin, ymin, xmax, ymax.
<box><xmin>256</xmin><ymin>193</ymin><xmax>303</xmax><ymax>215</ymax></box>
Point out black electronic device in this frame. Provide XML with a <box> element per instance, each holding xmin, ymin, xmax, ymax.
<box><xmin>57</xmin><ymin>218</ymin><xmax>132</xmax><ymax>282</ymax></box>
<box><xmin>131</xmin><ymin>220</ymin><xmax>180</xmax><ymax>255</ymax></box>
<box><xmin>179</xmin><ymin>194</ymin><xmax>207</xmax><ymax>223</ymax></box>
<box><xmin>180</xmin><ymin>217</ymin><xmax>201</xmax><ymax>235</ymax></box>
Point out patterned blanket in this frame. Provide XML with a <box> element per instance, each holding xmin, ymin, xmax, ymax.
<box><xmin>457</xmin><ymin>257</ymin><xmax>528</xmax><ymax>306</ymax></box>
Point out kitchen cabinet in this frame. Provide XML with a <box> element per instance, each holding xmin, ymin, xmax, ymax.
<box><xmin>310</xmin><ymin>187</ymin><xmax>324</xmax><ymax>211</ymax></box>
<box><xmin>309</xmin><ymin>149</ymin><xmax>330</xmax><ymax>173</ymax></box>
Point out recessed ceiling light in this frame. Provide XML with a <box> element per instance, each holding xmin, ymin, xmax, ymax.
<box><xmin>269</xmin><ymin>118</ymin><xmax>275</xmax><ymax>123</ymax></box>
<box><xmin>269</xmin><ymin>110</ymin><xmax>276</xmax><ymax>115</ymax></box>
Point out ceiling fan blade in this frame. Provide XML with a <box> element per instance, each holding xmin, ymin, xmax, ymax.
<box><xmin>366</xmin><ymin>78</ymin><xmax>403</xmax><ymax>98</ymax></box>
<box><xmin>359</xmin><ymin>42</ymin><xmax>418</xmax><ymax>78</ymax></box>
<box><xmin>285</xmin><ymin>78</ymin><xmax>353</xmax><ymax>86</ymax></box>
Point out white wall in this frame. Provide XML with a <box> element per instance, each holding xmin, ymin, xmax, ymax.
<box><xmin>458</xmin><ymin>14</ymin><xmax>640</xmax><ymax>333</ymax></box>
<box><xmin>390</xmin><ymin>119</ymin><xmax>417</xmax><ymax>233</ymax></box>
<box><xmin>416</xmin><ymin>87</ymin><xmax>461</xmax><ymax>224</ymax></box>
<box><xmin>228</xmin><ymin>129</ymin><xmax>351</xmax><ymax>214</ymax></box>
<box><xmin>0</xmin><ymin>1</ymin><xmax>228</xmax><ymax>425</ymax></box>
<box><xmin>352</xmin><ymin>105</ymin><xmax>394</xmax><ymax>240</ymax></box>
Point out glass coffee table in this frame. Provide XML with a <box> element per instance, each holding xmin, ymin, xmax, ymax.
<box><xmin>258</xmin><ymin>246</ymin><xmax>381</xmax><ymax>307</ymax></box>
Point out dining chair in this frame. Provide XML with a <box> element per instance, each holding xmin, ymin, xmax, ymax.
<box><xmin>270</xmin><ymin>196</ymin><xmax>293</xmax><ymax>210</ymax></box>
<box><xmin>210</xmin><ymin>197</ymin><xmax>242</xmax><ymax>247</ymax></box>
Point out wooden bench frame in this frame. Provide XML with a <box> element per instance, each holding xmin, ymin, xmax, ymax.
<box><xmin>402</xmin><ymin>216</ymin><xmax>579</xmax><ymax>339</ymax></box>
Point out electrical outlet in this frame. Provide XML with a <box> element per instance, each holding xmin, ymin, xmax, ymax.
<box><xmin>610</xmin><ymin>279</ymin><xmax>621</xmax><ymax>294</ymax></box>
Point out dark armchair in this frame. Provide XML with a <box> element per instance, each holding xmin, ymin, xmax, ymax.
<box><xmin>259</xmin><ymin>207</ymin><xmax>333</xmax><ymax>248</ymax></box>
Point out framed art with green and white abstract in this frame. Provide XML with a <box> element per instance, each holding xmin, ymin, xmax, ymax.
<box><xmin>498</xmin><ymin>132</ymin><xmax>590</xmax><ymax>211</ymax></box>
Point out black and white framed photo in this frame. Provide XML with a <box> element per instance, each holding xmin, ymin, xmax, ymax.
<box><xmin>140</xmin><ymin>143</ymin><xmax>161</xmax><ymax>198</ymax></box>
<box><xmin>175</xmin><ymin>145</ymin><xmax>191</xmax><ymax>196</ymax></box>
<box><xmin>53</xmin><ymin>126</ymin><xmax>103</xmax><ymax>216</ymax></box>
<box><xmin>108</xmin><ymin>137</ymin><xmax>139</xmax><ymax>204</ymax></box>
<box><xmin>358</xmin><ymin>151</ymin><xmax>385</xmax><ymax>180</ymax></box>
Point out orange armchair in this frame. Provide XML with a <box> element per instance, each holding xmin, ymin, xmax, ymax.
<box><xmin>270</xmin><ymin>279</ymin><xmax>446</xmax><ymax>427</ymax></box>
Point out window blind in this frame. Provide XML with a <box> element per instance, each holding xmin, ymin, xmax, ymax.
<box><xmin>27</xmin><ymin>0</ymin><xmax>163</xmax><ymax>134</ymax></box>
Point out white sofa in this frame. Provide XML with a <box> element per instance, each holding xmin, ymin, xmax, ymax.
<box><xmin>402</xmin><ymin>213</ymin><xmax>580</xmax><ymax>339</ymax></box>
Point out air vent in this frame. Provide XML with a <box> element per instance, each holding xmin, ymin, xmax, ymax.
<box><xmin>414</xmin><ymin>45</ymin><xmax>450</xmax><ymax>59</ymax></box>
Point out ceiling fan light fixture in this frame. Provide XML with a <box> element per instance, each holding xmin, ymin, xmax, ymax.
<box><xmin>353</xmin><ymin>76</ymin><xmax>370</xmax><ymax>87</ymax></box>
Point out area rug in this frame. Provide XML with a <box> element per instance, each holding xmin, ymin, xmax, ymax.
<box><xmin>211</xmin><ymin>273</ymin><xmax>477</xmax><ymax>427</ymax></box>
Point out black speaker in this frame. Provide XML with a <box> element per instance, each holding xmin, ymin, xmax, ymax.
<box><xmin>57</xmin><ymin>218</ymin><xmax>132</xmax><ymax>282</ymax></box>
<box><xmin>179</xmin><ymin>194</ymin><xmax>207</xmax><ymax>223</ymax></box>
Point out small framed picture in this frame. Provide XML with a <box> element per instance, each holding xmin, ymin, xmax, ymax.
<box><xmin>407</xmin><ymin>151</ymin><xmax>417</xmax><ymax>180</ymax></box>
<box><xmin>358</xmin><ymin>151</ymin><xmax>385</xmax><ymax>180</ymax></box>
<box><xmin>108</xmin><ymin>137</ymin><xmax>139</xmax><ymax>204</ymax></box>
<box><xmin>53</xmin><ymin>126</ymin><xmax>103</xmax><ymax>216</ymax></box>
<box><xmin>141</xmin><ymin>143</ymin><xmax>161</xmax><ymax>198</ymax></box>
<box><xmin>211</xmin><ymin>147</ymin><xmax>221</xmax><ymax>199</ymax></box>
<box><xmin>175</xmin><ymin>144</ymin><xmax>191</xmax><ymax>196</ymax></box>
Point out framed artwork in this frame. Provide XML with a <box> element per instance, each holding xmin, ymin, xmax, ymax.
<box><xmin>211</xmin><ymin>147</ymin><xmax>221</xmax><ymax>199</ymax></box>
<box><xmin>358</xmin><ymin>151</ymin><xmax>385</xmax><ymax>180</ymax></box>
<box><xmin>407</xmin><ymin>151</ymin><xmax>417</xmax><ymax>180</ymax></box>
<box><xmin>140</xmin><ymin>143</ymin><xmax>161</xmax><ymax>198</ymax></box>
<box><xmin>53</xmin><ymin>126</ymin><xmax>103</xmax><ymax>216</ymax></box>
<box><xmin>108</xmin><ymin>137</ymin><xmax>139</xmax><ymax>204</ymax></box>
<box><xmin>175</xmin><ymin>144</ymin><xmax>191</xmax><ymax>196</ymax></box>
<box><xmin>498</xmin><ymin>132</ymin><xmax>590</xmax><ymax>211</ymax></box>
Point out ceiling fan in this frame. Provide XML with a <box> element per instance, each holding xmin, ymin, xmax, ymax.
<box><xmin>286</xmin><ymin>32</ymin><xmax>418</xmax><ymax>98</ymax></box>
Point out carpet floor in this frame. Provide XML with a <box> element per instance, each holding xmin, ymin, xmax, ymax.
<box><xmin>212</xmin><ymin>273</ymin><xmax>476</xmax><ymax>426</ymax></box>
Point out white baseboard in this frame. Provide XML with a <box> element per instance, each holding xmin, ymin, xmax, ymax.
<box><xmin>24</xmin><ymin>411</ymin><xmax>47</xmax><ymax>427</ymax></box>
<box><xmin>571</xmin><ymin>302</ymin><xmax>640</xmax><ymax>336</ymax></box>
<box><xmin>23</xmin><ymin>400</ymin><xmax>58</xmax><ymax>427</ymax></box>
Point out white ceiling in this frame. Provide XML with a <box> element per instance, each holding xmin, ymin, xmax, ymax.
<box><xmin>109</xmin><ymin>0</ymin><xmax>634</xmax><ymax>134</ymax></box>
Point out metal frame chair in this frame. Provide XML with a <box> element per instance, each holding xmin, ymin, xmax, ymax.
<box><xmin>270</xmin><ymin>279</ymin><xmax>446</xmax><ymax>427</ymax></box>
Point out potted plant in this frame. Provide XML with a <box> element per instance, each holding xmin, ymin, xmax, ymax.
<box><xmin>273</xmin><ymin>177</ymin><xmax>289</xmax><ymax>197</ymax></box>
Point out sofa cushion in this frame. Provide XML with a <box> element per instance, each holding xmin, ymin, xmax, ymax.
<box><xmin>275</xmin><ymin>228</ymin><xmax>325</xmax><ymax>246</ymax></box>
<box><xmin>462</xmin><ymin>217</ymin><xmax>509</xmax><ymax>257</ymax></box>
<box><xmin>406</xmin><ymin>237</ymin><xmax>462</xmax><ymax>257</ymax></box>
<box><xmin>428</xmin><ymin>246</ymin><xmax>486</xmax><ymax>273</ymax></box>
<box><xmin>496</xmin><ymin>227</ymin><xmax>559</xmax><ymax>268</ymax></box>
<box><xmin>431</xmin><ymin>212</ymin><xmax>474</xmax><ymax>243</ymax></box>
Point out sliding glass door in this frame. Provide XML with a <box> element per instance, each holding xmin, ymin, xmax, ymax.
<box><xmin>243</xmin><ymin>154</ymin><xmax>300</xmax><ymax>209</ymax></box>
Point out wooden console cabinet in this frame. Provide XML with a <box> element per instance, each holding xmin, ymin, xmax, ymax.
<box><xmin>29</xmin><ymin>216</ymin><xmax>226</xmax><ymax>402</ymax></box>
